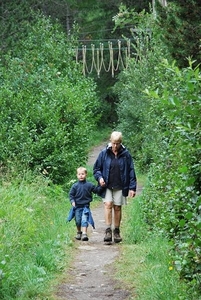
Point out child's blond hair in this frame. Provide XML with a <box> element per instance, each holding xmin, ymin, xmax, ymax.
<box><xmin>77</xmin><ymin>167</ymin><xmax>87</xmax><ymax>174</ymax></box>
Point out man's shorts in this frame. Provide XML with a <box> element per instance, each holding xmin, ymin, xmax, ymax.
<box><xmin>103</xmin><ymin>188</ymin><xmax>127</xmax><ymax>205</ymax></box>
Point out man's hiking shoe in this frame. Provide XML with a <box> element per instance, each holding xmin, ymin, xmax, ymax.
<box><xmin>75</xmin><ymin>231</ymin><xmax>82</xmax><ymax>240</ymax></box>
<box><xmin>104</xmin><ymin>228</ymin><xmax>112</xmax><ymax>242</ymax></box>
<box><xmin>113</xmin><ymin>228</ymin><xmax>122</xmax><ymax>243</ymax></box>
<box><xmin>82</xmin><ymin>233</ymin><xmax>89</xmax><ymax>241</ymax></box>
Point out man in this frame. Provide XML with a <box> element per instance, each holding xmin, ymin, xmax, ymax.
<box><xmin>93</xmin><ymin>131</ymin><xmax>137</xmax><ymax>243</ymax></box>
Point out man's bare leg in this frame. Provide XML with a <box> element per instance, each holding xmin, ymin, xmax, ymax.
<box><xmin>114</xmin><ymin>205</ymin><xmax>122</xmax><ymax>227</ymax></box>
<box><xmin>113</xmin><ymin>205</ymin><xmax>122</xmax><ymax>243</ymax></box>
<box><xmin>104</xmin><ymin>202</ymin><xmax>113</xmax><ymax>226</ymax></box>
<box><xmin>104</xmin><ymin>202</ymin><xmax>113</xmax><ymax>242</ymax></box>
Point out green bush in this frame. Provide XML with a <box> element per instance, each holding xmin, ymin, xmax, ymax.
<box><xmin>0</xmin><ymin>15</ymin><xmax>101</xmax><ymax>184</ymax></box>
<box><xmin>142</xmin><ymin>60</ymin><xmax>201</xmax><ymax>293</ymax></box>
<box><xmin>113</xmin><ymin>9</ymin><xmax>170</xmax><ymax>170</ymax></box>
<box><xmin>113</xmin><ymin>6</ymin><xmax>201</xmax><ymax>295</ymax></box>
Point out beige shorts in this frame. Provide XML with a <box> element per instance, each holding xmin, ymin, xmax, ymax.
<box><xmin>103</xmin><ymin>188</ymin><xmax>127</xmax><ymax>205</ymax></box>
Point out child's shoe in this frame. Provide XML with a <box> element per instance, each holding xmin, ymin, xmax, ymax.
<box><xmin>81</xmin><ymin>233</ymin><xmax>88</xmax><ymax>241</ymax></box>
<box><xmin>75</xmin><ymin>231</ymin><xmax>82</xmax><ymax>240</ymax></box>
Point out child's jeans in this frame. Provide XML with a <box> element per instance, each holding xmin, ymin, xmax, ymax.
<box><xmin>75</xmin><ymin>207</ymin><xmax>88</xmax><ymax>228</ymax></box>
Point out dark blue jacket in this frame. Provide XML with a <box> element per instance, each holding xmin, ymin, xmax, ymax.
<box><xmin>69</xmin><ymin>180</ymin><xmax>102</xmax><ymax>207</ymax></box>
<box><xmin>93</xmin><ymin>143</ymin><xmax>137</xmax><ymax>197</ymax></box>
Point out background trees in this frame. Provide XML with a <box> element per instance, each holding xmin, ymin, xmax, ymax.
<box><xmin>0</xmin><ymin>14</ymin><xmax>101</xmax><ymax>184</ymax></box>
<box><xmin>113</xmin><ymin>5</ymin><xmax>201</xmax><ymax>294</ymax></box>
<box><xmin>156</xmin><ymin>0</ymin><xmax>201</xmax><ymax>67</ymax></box>
<box><xmin>0</xmin><ymin>0</ymin><xmax>201</xmax><ymax>296</ymax></box>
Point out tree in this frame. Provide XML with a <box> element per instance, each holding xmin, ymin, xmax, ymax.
<box><xmin>0</xmin><ymin>15</ymin><xmax>101</xmax><ymax>184</ymax></box>
<box><xmin>156</xmin><ymin>0</ymin><xmax>201</xmax><ymax>67</ymax></box>
<box><xmin>0</xmin><ymin>0</ymin><xmax>153</xmax><ymax>126</ymax></box>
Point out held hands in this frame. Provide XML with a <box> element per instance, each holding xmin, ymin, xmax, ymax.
<box><xmin>99</xmin><ymin>178</ymin><xmax>106</xmax><ymax>187</ymax></box>
<box><xmin>128</xmin><ymin>190</ymin><xmax>136</xmax><ymax>198</ymax></box>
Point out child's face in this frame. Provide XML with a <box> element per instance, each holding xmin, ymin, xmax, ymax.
<box><xmin>77</xmin><ymin>171</ymin><xmax>87</xmax><ymax>181</ymax></box>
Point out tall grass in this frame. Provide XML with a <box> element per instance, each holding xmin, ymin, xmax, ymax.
<box><xmin>115</xmin><ymin>189</ymin><xmax>194</xmax><ymax>300</ymax></box>
<box><xmin>0</xmin><ymin>172</ymin><xmax>75</xmax><ymax>299</ymax></box>
<box><xmin>0</xmin><ymin>128</ymin><xmax>112</xmax><ymax>299</ymax></box>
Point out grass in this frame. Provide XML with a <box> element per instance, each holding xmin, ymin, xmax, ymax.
<box><xmin>114</xmin><ymin>188</ymin><xmax>195</xmax><ymax>300</ymax></box>
<box><xmin>85</xmin><ymin>131</ymin><xmax>192</xmax><ymax>299</ymax></box>
<box><xmin>86</xmin><ymin>130</ymin><xmax>192</xmax><ymax>299</ymax></box>
<box><xmin>1</xmin><ymin>128</ymin><xmax>195</xmax><ymax>299</ymax></box>
<box><xmin>0</xmin><ymin>172</ymin><xmax>76</xmax><ymax>300</ymax></box>
<box><xmin>0</xmin><ymin>127</ymin><xmax>111</xmax><ymax>299</ymax></box>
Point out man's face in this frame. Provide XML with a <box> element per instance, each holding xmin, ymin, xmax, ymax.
<box><xmin>111</xmin><ymin>140</ymin><xmax>121</xmax><ymax>152</ymax></box>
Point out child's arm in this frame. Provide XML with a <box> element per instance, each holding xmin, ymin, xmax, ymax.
<box><xmin>91</xmin><ymin>184</ymin><xmax>104</xmax><ymax>195</ymax></box>
<box><xmin>69</xmin><ymin>184</ymin><xmax>76</xmax><ymax>206</ymax></box>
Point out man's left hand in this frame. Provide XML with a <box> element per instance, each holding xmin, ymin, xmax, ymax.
<box><xmin>129</xmin><ymin>190</ymin><xmax>136</xmax><ymax>198</ymax></box>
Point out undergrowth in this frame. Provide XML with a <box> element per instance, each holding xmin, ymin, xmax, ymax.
<box><xmin>0</xmin><ymin>128</ymin><xmax>110</xmax><ymax>299</ymax></box>
<box><xmin>115</xmin><ymin>188</ymin><xmax>200</xmax><ymax>300</ymax></box>
<box><xmin>0</xmin><ymin>172</ymin><xmax>75</xmax><ymax>299</ymax></box>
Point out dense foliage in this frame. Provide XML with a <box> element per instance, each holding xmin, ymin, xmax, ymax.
<box><xmin>113</xmin><ymin>7</ymin><xmax>201</xmax><ymax>296</ymax></box>
<box><xmin>0</xmin><ymin>0</ymin><xmax>158</xmax><ymax>129</ymax></box>
<box><xmin>0</xmin><ymin>15</ymin><xmax>101</xmax><ymax>185</ymax></box>
<box><xmin>156</xmin><ymin>0</ymin><xmax>201</xmax><ymax>67</ymax></box>
<box><xmin>1</xmin><ymin>0</ymin><xmax>201</xmax><ymax>298</ymax></box>
<box><xmin>143</xmin><ymin>61</ymin><xmax>201</xmax><ymax>294</ymax></box>
<box><xmin>113</xmin><ymin>7</ymin><xmax>171</xmax><ymax>169</ymax></box>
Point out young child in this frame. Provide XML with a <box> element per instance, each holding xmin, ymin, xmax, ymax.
<box><xmin>68</xmin><ymin>167</ymin><xmax>102</xmax><ymax>241</ymax></box>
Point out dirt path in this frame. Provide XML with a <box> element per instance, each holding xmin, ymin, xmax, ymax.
<box><xmin>54</xmin><ymin>142</ymin><xmax>137</xmax><ymax>300</ymax></box>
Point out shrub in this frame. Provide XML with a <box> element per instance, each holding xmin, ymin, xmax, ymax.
<box><xmin>142</xmin><ymin>60</ymin><xmax>201</xmax><ymax>293</ymax></box>
<box><xmin>0</xmin><ymin>15</ymin><xmax>101</xmax><ymax>184</ymax></box>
